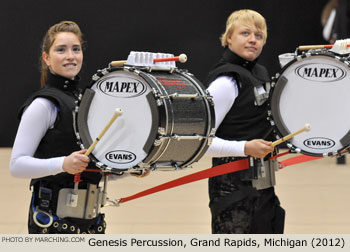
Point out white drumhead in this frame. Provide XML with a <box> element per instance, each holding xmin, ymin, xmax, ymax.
<box><xmin>86</xmin><ymin>70</ymin><xmax>154</xmax><ymax>169</ymax></box>
<box><xmin>271</xmin><ymin>54</ymin><xmax>350</xmax><ymax>155</ymax></box>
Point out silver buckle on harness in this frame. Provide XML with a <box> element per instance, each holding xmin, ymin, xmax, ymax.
<box><xmin>33</xmin><ymin>209</ymin><xmax>53</xmax><ymax>228</ymax></box>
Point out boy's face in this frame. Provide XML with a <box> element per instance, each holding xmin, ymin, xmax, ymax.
<box><xmin>227</xmin><ymin>23</ymin><xmax>265</xmax><ymax>61</ymax></box>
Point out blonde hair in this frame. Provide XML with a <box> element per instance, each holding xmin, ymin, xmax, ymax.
<box><xmin>40</xmin><ymin>21</ymin><xmax>84</xmax><ymax>87</ymax></box>
<box><xmin>220</xmin><ymin>9</ymin><xmax>267</xmax><ymax>47</ymax></box>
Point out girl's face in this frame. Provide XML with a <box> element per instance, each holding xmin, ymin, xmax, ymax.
<box><xmin>227</xmin><ymin>23</ymin><xmax>265</xmax><ymax>61</ymax></box>
<box><xmin>43</xmin><ymin>32</ymin><xmax>83</xmax><ymax>79</ymax></box>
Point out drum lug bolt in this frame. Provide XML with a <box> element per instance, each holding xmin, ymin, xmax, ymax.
<box><xmin>92</xmin><ymin>74</ymin><xmax>100</xmax><ymax>81</ymax></box>
<box><xmin>101</xmin><ymin>68</ymin><xmax>109</xmax><ymax>75</ymax></box>
<box><xmin>158</xmin><ymin>127</ymin><xmax>166</xmax><ymax>135</ymax></box>
<box><xmin>154</xmin><ymin>139</ymin><xmax>162</xmax><ymax>146</ymax></box>
<box><xmin>156</xmin><ymin>99</ymin><xmax>163</xmax><ymax>106</ymax></box>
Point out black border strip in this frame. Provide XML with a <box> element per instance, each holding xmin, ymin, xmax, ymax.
<box><xmin>271</xmin><ymin>75</ymin><xmax>291</xmax><ymax>137</ymax></box>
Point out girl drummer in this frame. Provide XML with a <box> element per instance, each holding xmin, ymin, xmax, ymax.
<box><xmin>10</xmin><ymin>21</ymin><xmax>109</xmax><ymax>234</ymax></box>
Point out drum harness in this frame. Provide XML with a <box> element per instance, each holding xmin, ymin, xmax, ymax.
<box><xmin>31</xmin><ymin>168</ymin><xmax>110</xmax><ymax>234</ymax></box>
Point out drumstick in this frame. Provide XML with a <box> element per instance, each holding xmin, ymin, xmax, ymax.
<box><xmin>298</xmin><ymin>44</ymin><xmax>350</xmax><ymax>51</ymax></box>
<box><xmin>85</xmin><ymin>108</ymin><xmax>123</xmax><ymax>156</ymax></box>
<box><xmin>110</xmin><ymin>60</ymin><xmax>127</xmax><ymax>67</ymax></box>
<box><xmin>72</xmin><ymin>108</ymin><xmax>123</xmax><ymax>198</ymax></box>
<box><xmin>153</xmin><ymin>54</ymin><xmax>187</xmax><ymax>63</ymax></box>
<box><xmin>271</xmin><ymin>123</ymin><xmax>311</xmax><ymax>147</ymax></box>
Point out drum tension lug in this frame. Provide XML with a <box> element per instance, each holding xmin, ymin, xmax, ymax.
<box><xmin>172</xmin><ymin>162</ymin><xmax>179</xmax><ymax>170</ymax></box>
<box><xmin>150</xmin><ymin>163</ymin><xmax>158</xmax><ymax>171</ymax></box>
<box><xmin>154</xmin><ymin>139</ymin><xmax>163</xmax><ymax>146</ymax></box>
<box><xmin>158</xmin><ymin>127</ymin><xmax>166</xmax><ymax>135</ymax></box>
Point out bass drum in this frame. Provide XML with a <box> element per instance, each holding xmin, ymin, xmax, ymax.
<box><xmin>74</xmin><ymin>66</ymin><xmax>215</xmax><ymax>171</ymax></box>
<box><xmin>269</xmin><ymin>51</ymin><xmax>350</xmax><ymax>156</ymax></box>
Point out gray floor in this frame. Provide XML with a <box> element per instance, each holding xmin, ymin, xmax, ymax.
<box><xmin>1</xmin><ymin>148</ymin><xmax>349</xmax><ymax>234</ymax></box>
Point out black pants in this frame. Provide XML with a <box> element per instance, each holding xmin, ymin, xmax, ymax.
<box><xmin>210</xmin><ymin>186</ymin><xmax>285</xmax><ymax>234</ymax></box>
<box><xmin>209</xmin><ymin>158</ymin><xmax>285</xmax><ymax>234</ymax></box>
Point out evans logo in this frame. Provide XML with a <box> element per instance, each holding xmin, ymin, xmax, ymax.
<box><xmin>295</xmin><ymin>63</ymin><xmax>346</xmax><ymax>82</ymax></box>
<box><xmin>105</xmin><ymin>150</ymin><xmax>136</xmax><ymax>164</ymax></box>
<box><xmin>97</xmin><ymin>76</ymin><xmax>146</xmax><ymax>97</ymax></box>
<box><xmin>303</xmin><ymin>137</ymin><xmax>335</xmax><ymax>149</ymax></box>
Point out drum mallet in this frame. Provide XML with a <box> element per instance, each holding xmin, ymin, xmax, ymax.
<box><xmin>271</xmin><ymin>123</ymin><xmax>311</xmax><ymax>147</ymax></box>
<box><xmin>298</xmin><ymin>44</ymin><xmax>350</xmax><ymax>51</ymax></box>
<box><xmin>153</xmin><ymin>54</ymin><xmax>187</xmax><ymax>63</ymax></box>
<box><xmin>109</xmin><ymin>54</ymin><xmax>187</xmax><ymax>67</ymax></box>
<box><xmin>69</xmin><ymin>108</ymin><xmax>123</xmax><ymax>207</ymax></box>
<box><xmin>110</xmin><ymin>60</ymin><xmax>127</xmax><ymax>67</ymax></box>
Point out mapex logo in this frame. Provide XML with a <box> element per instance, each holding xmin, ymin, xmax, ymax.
<box><xmin>295</xmin><ymin>63</ymin><xmax>346</xmax><ymax>82</ymax></box>
<box><xmin>97</xmin><ymin>76</ymin><xmax>146</xmax><ymax>97</ymax></box>
<box><xmin>105</xmin><ymin>150</ymin><xmax>136</xmax><ymax>164</ymax></box>
<box><xmin>303</xmin><ymin>137</ymin><xmax>335</xmax><ymax>149</ymax></box>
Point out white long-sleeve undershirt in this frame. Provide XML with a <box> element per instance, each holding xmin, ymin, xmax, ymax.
<box><xmin>10</xmin><ymin>98</ymin><xmax>64</xmax><ymax>178</ymax></box>
<box><xmin>205</xmin><ymin>76</ymin><xmax>247</xmax><ymax>157</ymax></box>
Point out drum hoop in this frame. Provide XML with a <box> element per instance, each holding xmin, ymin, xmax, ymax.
<box><xmin>76</xmin><ymin>88</ymin><xmax>94</xmax><ymax>147</ymax></box>
<box><xmin>269</xmin><ymin>52</ymin><xmax>350</xmax><ymax>157</ymax></box>
<box><xmin>270</xmin><ymin>75</ymin><xmax>290</xmax><ymax>137</ymax></box>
